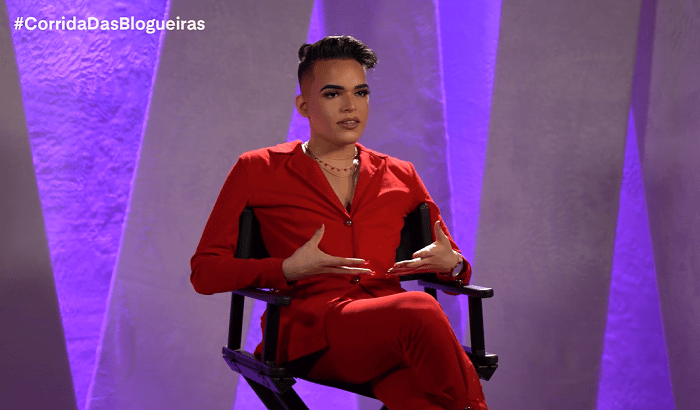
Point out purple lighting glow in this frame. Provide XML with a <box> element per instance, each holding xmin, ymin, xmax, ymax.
<box><xmin>7</xmin><ymin>1</ymin><xmax>168</xmax><ymax>408</ymax></box>
<box><xmin>437</xmin><ymin>0</ymin><xmax>502</xmax><ymax>342</ymax></box>
<box><xmin>596</xmin><ymin>110</ymin><xmax>674</xmax><ymax>409</ymax></box>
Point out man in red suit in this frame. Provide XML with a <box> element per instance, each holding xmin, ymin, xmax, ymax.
<box><xmin>191</xmin><ymin>36</ymin><xmax>488</xmax><ymax>410</ymax></box>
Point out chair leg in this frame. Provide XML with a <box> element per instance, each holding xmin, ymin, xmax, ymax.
<box><xmin>277</xmin><ymin>386</ymin><xmax>309</xmax><ymax>410</ymax></box>
<box><xmin>244</xmin><ymin>377</ymin><xmax>309</xmax><ymax>410</ymax></box>
<box><xmin>244</xmin><ymin>377</ymin><xmax>286</xmax><ymax>410</ymax></box>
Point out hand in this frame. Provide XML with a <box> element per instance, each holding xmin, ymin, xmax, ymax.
<box><xmin>282</xmin><ymin>224</ymin><xmax>374</xmax><ymax>281</ymax></box>
<box><xmin>387</xmin><ymin>221</ymin><xmax>460</xmax><ymax>276</ymax></box>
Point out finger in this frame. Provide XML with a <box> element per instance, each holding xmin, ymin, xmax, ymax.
<box><xmin>387</xmin><ymin>266</ymin><xmax>422</xmax><ymax>276</ymax></box>
<box><xmin>393</xmin><ymin>257</ymin><xmax>432</xmax><ymax>269</ymax></box>
<box><xmin>323</xmin><ymin>256</ymin><xmax>368</xmax><ymax>267</ymax></box>
<box><xmin>339</xmin><ymin>257</ymin><xmax>369</xmax><ymax>266</ymax></box>
<box><xmin>387</xmin><ymin>263</ymin><xmax>435</xmax><ymax>275</ymax></box>
<box><xmin>386</xmin><ymin>265</ymin><xmax>413</xmax><ymax>275</ymax></box>
<box><xmin>325</xmin><ymin>266</ymin><xmax>375</xmax><ymax>275</ymax></box>
<box><xmin>387</xmin><ymin>269</ymin><xmax>423</xmax><ymax>276</ymax></box>
<box><xmin>412</xmin><ymin>247</ymin><xmax>432</xmax><ymax>259</ymax></box>
<box><xmin>434</xmin><ymin>220</ymin><xmax>449</xmax><ymax>242</ymax></box>
<box><xmin>389</xmin><ymin>258</ymin><xmax>421</xmax><ymax>270</ymax></box>
<box><xmin>389</xmin><ymin>262</ymin><xmax>426</xmax><ymax>272</ymax></box>
<box><xmin>388</xmin><ymin>258</ymin><xmax>431</xmax><ymax>274</ymax></box>
<box><xmin>310</xmin><ymin>224</ymin><xmax>325</xmax><ymax>246</ymax></box>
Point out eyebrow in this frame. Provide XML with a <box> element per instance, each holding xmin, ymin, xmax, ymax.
<box><xmin>319</xmin><ymin>83</ymin><xmax>370</xmax><ymax>92</ymax></box>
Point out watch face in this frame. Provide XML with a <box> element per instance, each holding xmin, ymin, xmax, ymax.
<box><xmin>452</xmin><ymin>260</ymin><xmax>464</xmax><ymax>277</ymax></box>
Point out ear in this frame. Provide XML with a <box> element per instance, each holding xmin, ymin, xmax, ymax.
<box><xmin>295</xmin><ymin>94</ymin><xmax>309</xmax><ymax>118</ymax></box>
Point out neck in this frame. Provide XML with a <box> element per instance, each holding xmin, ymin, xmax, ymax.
<box><xmin>306</xmin><ymin>137</ymin><xmax>357</xmax><ymax>159</ymax></box>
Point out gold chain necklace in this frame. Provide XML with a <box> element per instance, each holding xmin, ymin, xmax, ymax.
<box><xmin>304</xmin><ymin>142</ymin><xmax>359</xmax><ymax>178</ymax></box>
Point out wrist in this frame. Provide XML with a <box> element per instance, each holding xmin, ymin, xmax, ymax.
<box><xmin>282</xmin><ymin>257</ymin><xmax>296</xmax><ymax>280</ymax></box>
<box><xmin>448</xmin><ymin>252</ymin><xmax>464</xmax><ymax>277</ymax></box>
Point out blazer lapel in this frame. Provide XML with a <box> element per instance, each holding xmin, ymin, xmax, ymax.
<box><xmin>284</xmin><ymin>141</ymin><xmax>385</xmax><ymax>215</ymax></box>
<box><xmin>285</xmin><ymin>141</ymin><xmax>346</xmax><ymax>212</ymax></box>
<box><xmin>351</xmin><ymin>143</ymin><xmax>382</xmax><ymax>212</ymax></box>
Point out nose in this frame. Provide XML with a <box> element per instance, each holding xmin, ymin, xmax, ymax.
<box><xmin>341</xmin><ymin>94</ymin><xmax>356</xmax><ymax>112</ymax></box>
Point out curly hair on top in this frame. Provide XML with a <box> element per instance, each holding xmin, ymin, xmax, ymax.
<box><xmin>297</xmin><ymin>36</ymin><xmax>378</xmax><ymax>87</ymax></box>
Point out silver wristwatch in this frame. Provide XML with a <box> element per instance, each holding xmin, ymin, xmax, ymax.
<box><xmin>451</xmin><ymin>253</ymin><xmax>464</xmax><ymax>277</ymax></box>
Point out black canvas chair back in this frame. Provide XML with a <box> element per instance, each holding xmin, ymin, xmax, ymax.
<box><xmin>222</xmin><ymin>204</ymin><xmax>497</xmax><ymax>410</ymax></box>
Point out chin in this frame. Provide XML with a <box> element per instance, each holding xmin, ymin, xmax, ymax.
<box><xmin>341</xmin><ymin>135</ymin><xmax>362</xmax><ymax>145</ymax></box>
<box><xmin>328</xmin><ymin>133</ymin><xmax>362</xmax><ymax>146</ymax></box>
<box><xmin>312</xmin><ymin>130</ymin><xmax>364</xmax><ymax>147</ymax></box>
<box><xmin>342</xmin><ymin>130</ymin><xmax>365</xmax><ymax>142</ymax></box>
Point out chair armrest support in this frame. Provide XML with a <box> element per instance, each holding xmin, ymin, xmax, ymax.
<box><xmin>468</xmin><ymin>297</ymin><xmax>487</xmax><ymax>355</ymax></box>
<box><xmin>262</xmin><ymin>303</ymin><xmax>280</xmax><ymax>365</ymax></box>
<box><xmin>232</xmin><ymin>288</ymin><xmax>292</xmax><ymax>306</ymax></box>
<box><xmin>227</xmin><ymin>293</ymin><xmax>245</xmax><ymax>350</ymax></box>
<box><xmin>230</xmin><ymin>288</ymin><xmax>288</xmax><ymax>366</ymax></box>
<box><xmin>417</xmin><ymin>279</ymin><xmax>492</xmax><ymax>357</ymax></box>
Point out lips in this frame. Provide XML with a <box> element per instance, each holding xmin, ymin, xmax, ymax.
<box><xmin>338</xmin><ymin>117</ymin><xmax>360</xmax><ymax>129</ymax></box>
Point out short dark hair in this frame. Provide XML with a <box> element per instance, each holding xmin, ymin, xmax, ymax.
<box><xmin>297</xmin><ymin>36</ymin><xmax>378</xmax><ymax>88</ymax></box>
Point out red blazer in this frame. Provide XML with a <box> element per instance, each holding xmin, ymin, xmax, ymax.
<box><xmin>191</xmin><ymin>141</ymin><xmax>471</xmax><ymax>363</ymax></box>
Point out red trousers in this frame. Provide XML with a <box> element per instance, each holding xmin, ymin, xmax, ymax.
<box><xmin>306</xmin><ymin>291</ymin><xmax>488</xmax><ymax>410</ymax></box>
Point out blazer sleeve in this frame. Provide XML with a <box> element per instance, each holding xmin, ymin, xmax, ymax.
<box><xmin>408</xmin><ymin>163</ymin><xmax>473</xmax><ymax>285</ymax></box>
<box><xmin>190</xmin><ymin>156</ymin><xmax>291</xmax><ymax>295</ymax></box>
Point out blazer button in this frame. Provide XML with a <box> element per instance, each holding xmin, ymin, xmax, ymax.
<box><xmin>350</xmin><ymin>277</ymin><xmax>360</xmax><ymax>284</ymax></box>
<box><xmin>344</xmin><ymin>219</ymin><xmax>353</xmax><ymax>226</ymax></box>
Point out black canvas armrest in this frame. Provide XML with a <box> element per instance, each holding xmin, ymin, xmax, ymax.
<box><xmin>417</xmin><ymin>279</ymin><xmax>494</xmax><ymax>298</ymax></box>
<box><xmin>232</xmin><ymin>288</ymin><xmax>292</xmax><ymax>306</ymax></box>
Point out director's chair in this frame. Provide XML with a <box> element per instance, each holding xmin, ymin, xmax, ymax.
<box><xmin>222</xmin><ymin>204</ymin><xmax>498</xmax><ymax>409</ymax></box>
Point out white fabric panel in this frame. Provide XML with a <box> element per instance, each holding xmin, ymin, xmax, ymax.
<box><xmin>475</xmin><ymin>0</ymin><xmax>641</xmax><ymax>408</ymax></box>
<box><xmin>641</xmin><ymin>0</ymin><xmax>700</xmax><ymax>406</ymax></box>
<box><xmin>87</xmin><ymin>1</ymin><xmax>314</xmax><ymax>408</ymax></box>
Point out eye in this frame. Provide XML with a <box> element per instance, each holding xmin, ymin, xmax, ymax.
<box><xmin>323</xmin><ymin>91</ymin><xmax>340</xmax><ymax>99</ymax></box>
<box><xmin>356</xmin><ymin>89</ymin><xmax>370</xmax><ymax>97</ymax></box>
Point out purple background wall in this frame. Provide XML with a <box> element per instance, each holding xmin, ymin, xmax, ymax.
<box><xmin>2</xmin><ymin>0</ymin><xmax>698</xmax><ymax>409</ymax></box>
<box><xmin>1</xmin><ymin>3</ymin><xmax>76</xmax><ymax>409</ymax></box>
